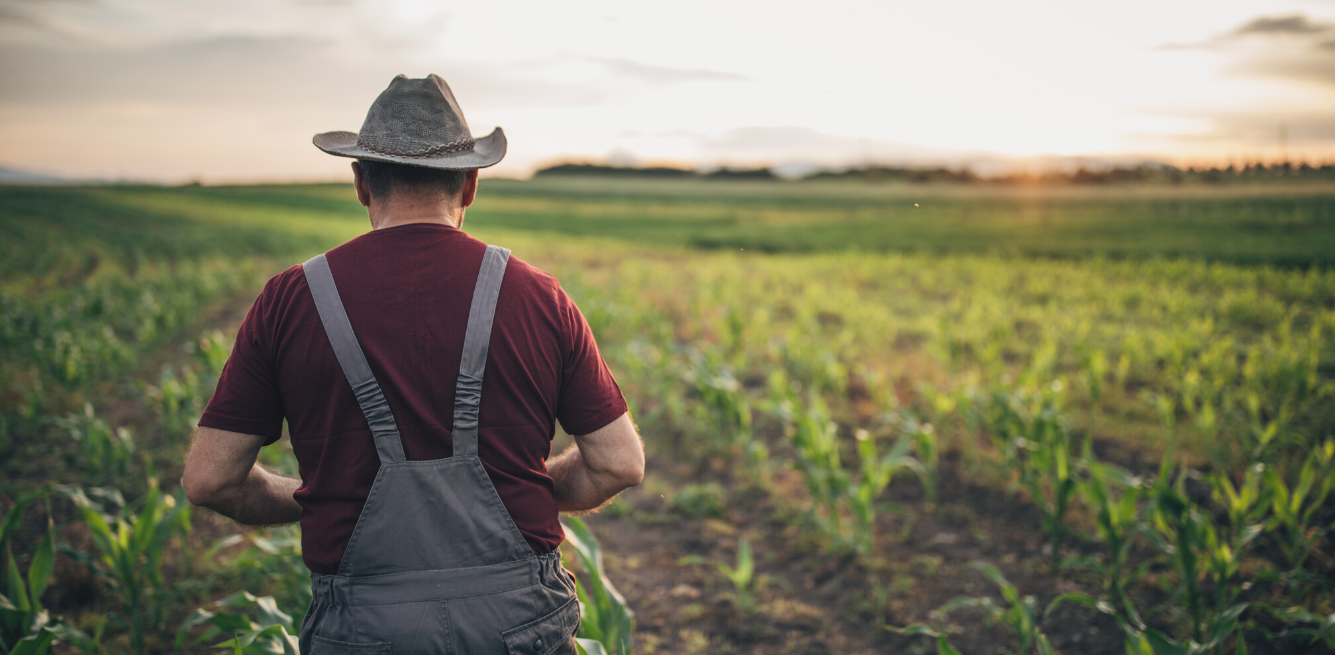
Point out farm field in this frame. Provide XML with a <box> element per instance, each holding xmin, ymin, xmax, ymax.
<box><xmin>2</xmin><ymin>179</ymin><xmax>1334</xmax><ymax>655</ymax></box>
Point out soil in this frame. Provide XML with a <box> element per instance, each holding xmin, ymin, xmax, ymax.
<box><xmin>575</xmin><ymin>443</ymin><xmax>1332</xmax><ymax>655</ymax></box>
<box><xmin>573</xmin><ymin>451</ymin><xmax>1127</xmax><ymax>655</ymax></box>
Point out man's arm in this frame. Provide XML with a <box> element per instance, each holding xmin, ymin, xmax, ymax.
<box><xmin>549</xmin><ymin>413</ymin><xmax>645</xmax><ymax>512</ymax></box>
<box><xmin>182</xmin><ymin>426</ymin><xmax>302</xmax><ymax>526</ymax></box>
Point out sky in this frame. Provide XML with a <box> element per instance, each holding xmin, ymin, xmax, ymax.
<box><xmin>2</xmin><ymin>0</ymin><xmax>1335</xmax><ymax>183</ymax></box>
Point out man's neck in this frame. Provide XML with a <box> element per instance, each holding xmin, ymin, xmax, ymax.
<box><xmin>367</xmin><ymin>198</ymin><xmax>465</xmax><ymax>231</ymax></box>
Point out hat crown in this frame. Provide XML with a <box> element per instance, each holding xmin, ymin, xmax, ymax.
<box><xmin>356</xmin><ymin>74</ymin><xmax>476</xmax><ymax>157</ymax></box>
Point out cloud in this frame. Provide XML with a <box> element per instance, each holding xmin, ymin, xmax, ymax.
<box><xmin>1158</xmin><ymin>13</ymin><xmax>1335</xmax><ymax>49</ymax></box>
<box><xmin>0</xmin><ymin>30</ymin><xmax>615</xmax><ymax>115</ymax></box>
<box><xmin>0</xmin><ymin>4</ymin><xmax>40</xmax><ymax>26</ymax></box>
<box><xmin>1223</xmin><ymin>15</ymin><xmax>1335</xmax><ymax>89</ymax></box>
<box><xmin>0</xmin><ymin>1</ymin><xmax>84</xmax><ymax>41</ymax></box>
<box><xmin>1231</xmin><ymin>14</ymin><xmax>1333</xmax><ymax>37</ymax></box>
<box><xmin>0</xmin><ymin>35</ymin><xmax>372</xmax><ymax>106</ymax></box>
<box><xmin>595</xmin><ymin>58</ymin><xmax>747</xmax><ymax>85</ymax></box>
<box><xmin>1157</xmin><ymin>13</ymin><xmax>1335</xmax><ymax>90</ymax></box>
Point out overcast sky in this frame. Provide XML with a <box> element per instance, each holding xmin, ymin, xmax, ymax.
<box><xmin>2</xmin><ymin>0</ymin><xmax>1334</xmax><ymax>182</ymax></box>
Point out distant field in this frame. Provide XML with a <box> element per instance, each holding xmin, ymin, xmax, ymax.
<box><xmin>5</xmin><ymin>179</ymin><xmax>1332</xmax><ymax>275</ymax></box>
<box><xmin>478</xmin><ymin>177</ymin><xmax>1335</xmax><ymax>265</ymax></box>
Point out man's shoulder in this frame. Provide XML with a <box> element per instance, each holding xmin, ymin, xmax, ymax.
<box><xmin>241</xmin><ymin>264</ymin><xmax>313</xmax><ymax>323</ymax></box>
<box><xmin>501</xmin><ymin>253</ymin><xmax>561</xmax><ymax>298</ymax></box>
<box><xmin>264</xmin><ymin>263</ymin><xmax>312</xmax><ymax>297</ymax></box>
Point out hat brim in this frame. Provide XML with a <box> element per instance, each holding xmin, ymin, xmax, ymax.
<box><xmin>312</xmin><ymin>127</ymin><xmax>506</xmax><ymax>170</ymax></box>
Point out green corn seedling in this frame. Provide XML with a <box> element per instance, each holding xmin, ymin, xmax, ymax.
<box><xmin>1207</xmin><ymin>463</ymin><xmax>1268</xmax><ymax>611</ymax></box>
<box><xmin>1029</xmin><ymin>422</ymin><xmax>1079</xmax><ymax>573</ymax></box>
<box><xmin>1262</xmin><ymin>440</ymin><xmax>1334</xmax><ymax>594</ymax></box>
<box><xmin>1</xmin><ymin>490</ymin><xmax>60</xmax><ymax>655</ymax></box>
<box><xmin>884</xmin><ymin>624</ymin><xmax>964</xmax><ymax>655</ymax></box>
<box><xmin>53</xmin><ymin>404</ymin><xmax>135</xmax><ymax>483</ymax></box>
<box><xmin>787</xmin><ymin>393</ymin><xmax>852</xmax><ymax>547</ymax></box>
<box><xmin>889</xmin><ymin>408</ymin><xmax>939</xmax><ymax>504</ymax></box>
<box><xmin>561</xmin><ymin>517</ymin><xmax>633</xmax><ymax>655</ymax></box>
<box><xmin>777</xmin><ymin>380</ymin><xmax>921</xmax><ymax>556</ymax></box>
<box><xmin>683</xmin><ymin>355</ymin><xmax>766</xmax><ymax>483</ymax></box>
<box><xmin>1079</xmin><ymin>460</ymin><xmax>1145</xmax><ymax>609</ymax></box>
<box><xmin>1147</xmin><ymin>456</ymin><xmax>1254</xmax><ymax>651</ymax></box>
<box><xmin>679</xmin><ymin>538</ymin><xmax>765</xmax><ymax>617</ymax></box>
<box><xmin>143</xmin><ymin>364</ymin><xmax>204</xmax><ymax>439</ymax></box>
<box><xmin>175</xmin><ymin>591</ymin><xmax>300</xmax><ymax>655</ymax></box>
<box><xmin>214</xmin><ymin>526</ymin><xmax>312</xmax><ymax>623</ymax></box>
<box><xmin>1081</xmin><ymin>346</ymin><xmax>1108</xmax><ymax>437</ymax></box>
<box><xmin>969</xmin><ymin>379</ymin><xmax>1079</xmax><ymax>570</ymax></box>
<box><xmin>1249</xmin><ymin>604</ymin><xmax>1335</xmax><ymax>649</ymax></box>
<box><xmin>1149</xmin><ymin>461</ymin><xmax>1209</xmax><ymax>643</ymax></box>
<box><xmin>48</xmin><ymin>620</ymin><xmax>104</xmax><ymax>655</ymax></box>
<box><xmin>891</xmin><ymin>562</ymin><xmax>1055</xmax><ymax>655</ymax></box>
<box><xmin>575</xmin><ymin>638</ymin><xmax>609</xmax><ymax>655</ymax></box>
<box><xmin>66</xmin><ymin>479</ymin><xmax>191</xmax><ymax>655</ymax></box>
<box><xmin>1047</xmin><ymin>592</ymin><xmax>1248</xmax><ymax>655</ymax></box>
<box><xmin>851</xmin><ymin>429</ymin><xmax>922</xmax><ymax>558</ymax></box>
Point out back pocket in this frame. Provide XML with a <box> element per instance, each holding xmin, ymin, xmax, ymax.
<box><xmin>500</xmin><ymin>596</ymin><xmax>580</xmax><ymax>655</ymax></box>
<box><xmin>309</xmin><ymin>635</ymin><xmax>393</xmax><ymax>655</ymax></box>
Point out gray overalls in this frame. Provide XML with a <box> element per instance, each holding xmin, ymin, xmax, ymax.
<box><xmin>297</xmin><ymin>245</ymin><xmax>579</xmax><ymax>655</ymax></box>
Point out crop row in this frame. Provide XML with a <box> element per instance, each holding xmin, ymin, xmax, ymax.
<box><xmin>4</xmin><ymin>218</ymin><xmax>1335</xmax><ymax>653</ymax></box>
<box><xmin>544</xmin><ymin>248</ymin><xmax>1335</xmax><ymax>653</ymax></box>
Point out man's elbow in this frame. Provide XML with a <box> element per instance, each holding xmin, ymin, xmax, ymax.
<box><xmin>182</xmin><ymin>466</ymin><xmax>235</xmax><ymax>508</ymax></box>
<box><xmin>590</xmin><ymin>453</ymin><xmax>644</xmax><ymax>494</ymax></box>
<box><xmin>609</xmin><ymin>450</ymin><xmax>645</xmax><ymax>490</ymax></box>
<box><xmin>622</xmin><ymin>454</ymin><xmax>645</xmax><ymax>488</ymax></box>
<box><xmin>182</xmin><ymin>470</ymin><xmax>215</xmax><ymax>507</ymax></box>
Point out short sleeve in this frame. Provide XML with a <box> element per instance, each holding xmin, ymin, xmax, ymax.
<box><xmin>554</xmin><ymin>287</ymin><xmax>628</xmax><ymax>436</ymax></box>
<box><xmin>198</xmin><ymin>278</ymin><xmax>286</xmax><ymax>444</ymax></box>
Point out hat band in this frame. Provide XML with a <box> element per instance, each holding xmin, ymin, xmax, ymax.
<box><xmin>356</xmin><ymin>136</ymin><xmax>476</xmax><ymax>159</ymax></box>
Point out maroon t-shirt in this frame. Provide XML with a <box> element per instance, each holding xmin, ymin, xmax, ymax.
<box><xmin>199</xmin><ymin>223</ymin><xmax>628</xmax><ymax>574</ymax></box>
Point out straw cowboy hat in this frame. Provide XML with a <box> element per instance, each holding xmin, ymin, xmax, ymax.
<box><xmin>313</xmin><ymin>74</ymin><xmax>506</xmax><ymax>170</ymax></box>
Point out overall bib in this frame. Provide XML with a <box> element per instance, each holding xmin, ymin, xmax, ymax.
<box><xmin>297</xmin><ymin>245</ymin><xmax>580</xmax><ymax>655</ymax></box>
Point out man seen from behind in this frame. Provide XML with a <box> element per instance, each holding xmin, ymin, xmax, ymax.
<box><xmin>181</xmin><ymin>73</ymin><xmax>645</xmax><ymax>655</ymax></box>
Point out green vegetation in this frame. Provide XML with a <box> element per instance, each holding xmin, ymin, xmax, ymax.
<box><xmin>471</xmin><ymin>177</ymin><xmax>1335</xmax><ymax>265</ymax></box>
<box><xmin>1</xmin><ymin>178</ymin><xmax>1333</xmax><ymax>654</ymax></box>
<box><xmin>563</xmin><ymin>516</ymin><xmax>634</xmax><ymax>655</ymax></box>
<box><xmin>892</xmin><ymin>562</ymin><xmax>1057</xmax><ymax>655</ymax></box>
<box><xmin>679</xmin><ymin>538</ymin><xmax>769</xmax><ymax>617</ymax></box>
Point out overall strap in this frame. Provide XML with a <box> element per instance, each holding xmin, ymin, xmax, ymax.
<box><xmin>452</xmin><ymin>245</ymin><xmax>510</xmax><ymax>457</ymax></box>
<box><xmin>302</xmin><ymin>254</ymin><xmax>406</xmax><ymax>463</ymax></box>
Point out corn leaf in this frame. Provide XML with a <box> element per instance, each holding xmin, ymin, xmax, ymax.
<box><xmin>26</xmin><ymin>519</ymin><xmax>54</xmax><ymax>612</ymax></box>
<box><xmin>576</xmin><ymin>638</ymin><xmax>609</xmax><ymax>655</ymax></box>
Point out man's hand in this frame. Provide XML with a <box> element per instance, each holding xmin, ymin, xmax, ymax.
<box><xmin>548</xmin><ymin>413</ymin><xmax>645</xmax><ymax>512</ymax></box>
<box><xmin>182</xmin><ymin>426</ymin><xmax>302</xmax><ymax>526</ymax></box>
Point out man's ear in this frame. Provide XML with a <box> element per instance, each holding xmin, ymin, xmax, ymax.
<box><xmin>460</xmin><ymin>169</ymin><xmax>479</xmax><ymax>208</ymax></box>
<box><xmin>351</xmin><ymin>161</ymin><xmax>372</xmax><ymax>208</ymax></box>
